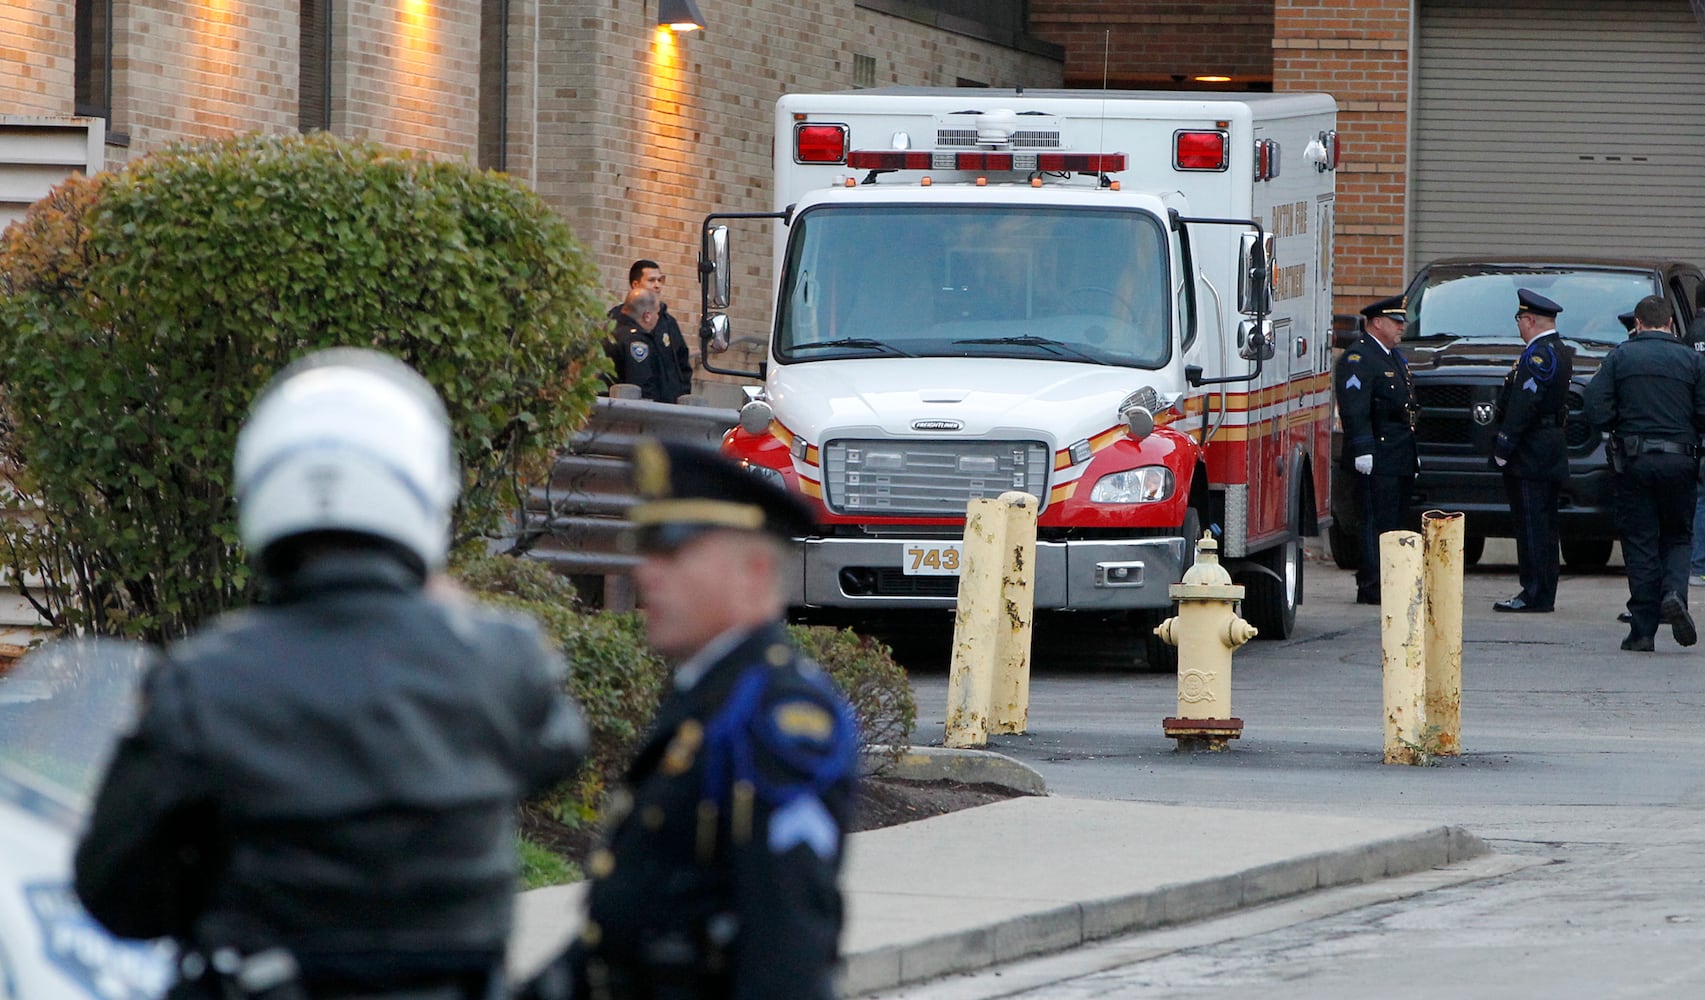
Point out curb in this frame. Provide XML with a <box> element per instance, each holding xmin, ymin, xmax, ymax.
<box><xmin>862</xmin><ymin>745</ymin><xmax>1048</xmax><ymax>796</ymax></box>
<box><xmin>842</xmin><ymin>823</ymin><xmax>1488</xmax><ymax>996</ymax></box>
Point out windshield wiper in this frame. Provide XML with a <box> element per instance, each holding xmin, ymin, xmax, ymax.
<box><xmin>952</xmin><ymin>335</ymin><xmax>1106</xmax><ymax>364</ymax></box>
<box><xmin>790</xmin><ymin>338</ymin><xmax>913</xmax><ymax>357</ymax></box>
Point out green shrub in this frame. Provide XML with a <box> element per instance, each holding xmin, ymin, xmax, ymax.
<box><xmin>453</xmin><ymin>555</ymin><xmax>917</xmax><ymax>825</ymax></box>
<box><xmin>0</xmin><ymin>133</ymin><xmax>609</xmax><ymax>641</ymax></box>
<box><xmin>790</xmin><ymin>624</ymin><xmax>917</xmax><ymax>770</ymax></box>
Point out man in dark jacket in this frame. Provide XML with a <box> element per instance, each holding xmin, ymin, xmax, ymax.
<box><xmin>1491</xmin><ymin>288</ymin><xmax>1574</xmax><ymax>613</ymax></box>
<box><xmin>1334</xmin><ymin>294</ymin><xmax>1418</xmax><ymax>605</ymax></box>
<box><xmin>1585</xmin><ymin>295</ymin><xmax>1705</xmax><ymax>651</ymax></box>
<box><xmin>74</xmin><ymin>349</ymin><xmax>588</xmax><ymax>999</ymax></box>
<box><xmin>524</xmin><ymin>438</ymin><xmax>856</xmax><ymax>1000</ymax></box>
<box><xmin>605</xmin><ymin>259</ymin><xmax>694</xmax><ymax>402</ymax></box>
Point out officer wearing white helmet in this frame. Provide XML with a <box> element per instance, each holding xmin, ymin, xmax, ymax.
<box><xmin>74</xmin><ymin>349</ymin><xmax>588</xmax><ymax>999</ymax></box>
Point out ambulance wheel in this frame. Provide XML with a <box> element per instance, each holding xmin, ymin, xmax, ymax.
<box><xmin>1462</xmin><ymin>535</ymin><xmax>1485</xmax><ymax>566</ymax></box>
<box><xmin>1328</xmin><ymin>518</ymin><xmax>1361</xmax><ymax>571</ymax></box>
<box><xmin>1137</xmin><ymin>506</ymin><xmax>1202</xmax><ymax>672</ymax></box>
<box><xmin>1139</xmin><ymin>611</ymin><xmax>1177</xmax><ymax>673</ymax></box>
<box><xmin>1243</xmin><ymin>535</ymin><xmax>1301</xmax><ymax>640</ymax></box>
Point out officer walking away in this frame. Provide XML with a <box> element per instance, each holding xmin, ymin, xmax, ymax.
<box><xmin>605</xmin><ymin>286</ymin><xmax>693</xmax><ymax>403</ymax></box>
<box><xmin>1334</xmin><ymin>294</ymin><xmax>1418</xmax><ymax>605</ymax></box>
<box><xmin>1584</xmin><ymin>295</ymin><xmax>1705</xmax><ymax>651</ymax></box>
<box><xmin>1491</xmin><ymin>289</ymin><xmax>1574</xmax><ymax>613</ymax></box>
<box><xmin>606</xmin><ymin>259</ymin><xmax>694</xmax><ymax>402</ymax></box>
<box><xmin>74</xmin><ymin>349</ymin><xmax>589</xmax><ymax>999</ymax></box>
<box><xmin>523</xmin><ymin>439</ymin><xmax>859</xmax><ymax>1000</ymax></box>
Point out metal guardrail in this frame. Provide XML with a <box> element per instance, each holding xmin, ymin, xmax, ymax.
<box><xmin>510</xmin><ymin>392</ymin><xmax>739</xmax><ymax>596</ymax></box>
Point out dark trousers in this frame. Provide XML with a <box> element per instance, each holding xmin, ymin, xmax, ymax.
<box><xmin>1503</xmin><ymin>474</ymin><xmax>1560</xmax><ymax>610</ymax></box>
<box><xmin>1356</xmin><ymin>473</ymin><xmax>1412</xmax><ymax>601</ymax></box>
<box><xmin>1614</xmin><ymin>454</ymin><xmax>1699</xmax><ymax>639</ymax></box>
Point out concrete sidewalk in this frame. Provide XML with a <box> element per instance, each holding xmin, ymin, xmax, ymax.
<box><xmin>508</xmin><ymin>792</ymin><xmax>1486</xmax><ymax>996</ymax></box>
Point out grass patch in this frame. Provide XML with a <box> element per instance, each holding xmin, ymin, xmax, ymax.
<box><xmin>517</xmin><ymin>835</ymin><xmax>582</xmax><ymax>891</ymax></box>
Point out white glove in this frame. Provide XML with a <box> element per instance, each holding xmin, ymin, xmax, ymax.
<box><xmin>1494</xmin><ymin>456</ymin><xmax>1508</xmax><ymax>468</ymax></box>
<box><xmin>1353</xmin><ymin>454</ymin><xmax>1373</xmax><ymax>475</ymax></box>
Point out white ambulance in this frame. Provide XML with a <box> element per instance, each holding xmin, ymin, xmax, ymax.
<box><xmin>699</xmin><ymin>88</ymin><xmax>1340</xmax><ymax>667</ymax></box>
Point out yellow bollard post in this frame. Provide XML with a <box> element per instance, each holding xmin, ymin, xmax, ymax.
<box><xmin>1380</xmin><ymin>530</ymin><xmax>1429</xmax><ymax>765</ymax></box>
<box><xmin>1422</xmin><ymin>510</ymin><xmax>1464</xmax><ymax>757</ymax></box>
<box><xmin>989</xmin><ymin>491</ymin><xmax>1038</xmax><ymax>735</ymax></box>
<box><xmin>945</xmin><ymin>497</ymin><xmax>1006</xmax><ymax>748</ymax></box>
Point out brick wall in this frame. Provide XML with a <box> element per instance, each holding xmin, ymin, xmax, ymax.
<box><xmin>1030</xmin><ymin>0</ymin><xmax>1272</xmax><ymax>89</ymax></box>
<box><xmin>2</xmin><ymin>1</ymin><xmax>74</xmax><ymax>114</ymax></box>
<box><xmin>542</xmin><ymin>1</ymin><xmax>1064</xmax><ymax>402</ymax></box>
<box><xmin>2</xmin><ymin>0</ymin><xmax>1061</xmax><ymax>401</ymax></box>
<box><xmin>1272</xmin><ymin>0</ymin><xmax>1410</xmax><ymax>317</ymax></box>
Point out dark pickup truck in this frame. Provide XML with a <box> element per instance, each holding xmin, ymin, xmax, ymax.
<box><xmin>1330</xmin><ymin>256</ymin><xmax>1705</xmax><ymax>570</ymax></box>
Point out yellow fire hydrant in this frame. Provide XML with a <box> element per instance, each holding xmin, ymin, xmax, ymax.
<box><xmin>1154</xmin><ymin>532</ymin><xmax>1258</xmax><ymax>751</ymax></box>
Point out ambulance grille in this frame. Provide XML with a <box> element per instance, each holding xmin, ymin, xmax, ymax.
<box><xmin>821</xmin><ymin>439</ymin><xmax>1050</xmax><ymax>516</ymax></box>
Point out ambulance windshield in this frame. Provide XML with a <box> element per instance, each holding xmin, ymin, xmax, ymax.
<box><xmin>774</xmin><ymin>205</ymin><xmax>1172</xmax><ymax>368</ymax></box>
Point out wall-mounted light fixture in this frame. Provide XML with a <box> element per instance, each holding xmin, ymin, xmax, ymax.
<box><xmin>658</xmin><ymin>0</ymin><xmax>705</xmax><ymax>32</ymax></box>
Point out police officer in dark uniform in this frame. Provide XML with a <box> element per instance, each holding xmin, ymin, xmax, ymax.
<box><xmin>1491</xmin><ymin>289</ymin><xmax>1574</xmax><ymax>613</ymax></box>
<box><xmin>74</xmin><ymin>350</ymin><xmax>589</xmax><ymax>999</ymax></box>
<box><xmin>606</xmin><ymin>287</ymin><xmax>693</xmax><ymax>403</ymax></box>
<box><xmin>1584</xmin><ymin>295</ymin><xmax>1705</xmax><ymax>651</ymax></box>
<box><xmin>1334</xmin><ymin>294</ymin><xmax>1418</xmax><ymax>605</ymax></box>
<box><xmin>523</xmin><ymin>439</ymin><xmax>859</xmax><ymax>1000</ymax></box>
<box><xmin>608</xmin><ymin>259</ymin><xmax>695</xmax><ymax>394</ymax></box>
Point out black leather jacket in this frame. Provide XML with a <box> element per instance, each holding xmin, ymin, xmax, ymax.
<box><xmin>74</xmin><ymin>552</ymin><xmax>587</xmax><ymax>993</ymax></box>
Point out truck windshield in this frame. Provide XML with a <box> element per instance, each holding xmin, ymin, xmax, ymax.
<box><xmin>775</xmin><ymin>205</ymin><xmax>1172</xmax><ymax>368</ymax></box>
<box><xmin>1406</xmin><ymin>267</ymin><xmax>1660</xmax><ymax>345</ymax></box>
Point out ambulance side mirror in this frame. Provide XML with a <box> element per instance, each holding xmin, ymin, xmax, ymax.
<box><xmin>1238</xmin><ymin>318</ymin><xmax>1276</xmax><ymax>362</ymax></box>
<box><xmin>1238</xmin><ymin>231</ymin><xmax>1275</xmax><ymax>316</ymax></box>
<box><xmin>703</xmin><ymin>225</ymin><xmax>732</xmax><ymax>310</ymax></box>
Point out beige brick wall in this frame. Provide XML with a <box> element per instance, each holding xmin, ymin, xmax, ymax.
<box><xmin>540</xmin><ymin>2</ymin><xmax>1064</xmax><ymax>400</ymax></box>
<box><xmin>3</xmin><ymin>0</ymin><xmax>1061</xmax><ymax>401</ymax></box>
<box><xmin>3</xmin><ymin>0</ymin><xmax>74</xmax><ymax>114</ymax></box>
<box><xmin>338</xmin><ymin>0</ymin><xmax>481</xmax><ymax>160</ymax></box>
<box><xmin>1273</xmin><ymin>0</ymin><xmax>1410</xmax><ymax>317</ymax></box>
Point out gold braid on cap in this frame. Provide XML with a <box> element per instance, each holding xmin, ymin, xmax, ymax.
<box><xmin>632</xmin><ymin>439</ymin><xmax>671</xmax><ymax>499</ymax></box>
<box><xmin>629</xmin><ymin>499</ymin><xmax>766</xmax><ymax>530</ymax></box>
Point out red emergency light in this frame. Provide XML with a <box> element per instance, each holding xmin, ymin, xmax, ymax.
<box><xmin>1254</xmin><ymin>138</ymin><xmax>1281</xmax><ymax>182</ymax></box>
<box><xmin>845</xmin><ymin>150</ymin><xmax>1126</xmax><ymax>173</ymax></box>
<box><xmin>1174</xmin><ymin>130</ymin><xmax>1229</xmax><ymax>171</ymax></box>
<box><xmin>794</xmin><ymin>123</ymin><xmax>849</xmax><ymax>164</ymax></box>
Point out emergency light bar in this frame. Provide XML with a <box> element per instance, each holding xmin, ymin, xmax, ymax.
<box><xmin>845</xmin><ymin>150</ymin><xmax>1126</xmax><ymax>173</ymax></box>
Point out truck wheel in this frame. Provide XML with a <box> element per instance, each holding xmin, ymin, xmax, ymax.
<box><xmin>1462</xmin><ymin>535</ymin><xmax>1485</xmax><ymax>566</ymax></box>
<box><xmin>1243</xmin><ymin>535</ymin><xmax>1301</xmax><ymax>640</ymax></box>
<box><xmin>1561</xmin><ymin>538</ymin><xmax>1613</xmax><ymax>571</ymax></box>
<box><xmin>1328</xmin><ymin>518</ymin><xmax>1361</xmax><ymax>571</ymax></box>
<box><xmin>1137</xmin><ymin>506</ymin><xmax>1201</xmax><ymax>672</ymax></box>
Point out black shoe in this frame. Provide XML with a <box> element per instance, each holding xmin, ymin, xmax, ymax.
<box><xmin>1617</xmin><ymin>611</ymin><xmax>1633</xmax><ymax>624</ymax></box>
<box><xmin>1661</xmin><ymin>592</ymin><xmax>1697</xmax><ymax>647</ymax></box>
<box><xmin>1621</xmin><ymin>634</ymin><xmax>1656</xmax><ymax>652</ymax></box>
<box><xmin>1494</xmin><ymin>596</ymin><xmax>1553</xmax><ymax>613</ymax></box>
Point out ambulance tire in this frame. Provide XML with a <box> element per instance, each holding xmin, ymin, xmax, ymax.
<box><xmin>1462</xmin><ymin>535</ymin><xmax>1485</xmax><ymax>567</ymax></box>
<box><xmin>1328</xmin><ymin>518</ymin><xmax>1360</xmax><ymax>571</ymax></box>
<box><xmin>1138</xmin><ymin>506</ymin><xmax>1201</xmax><ymax>673</ymax></box>
<box><xmin>1243</xmin><ymin>535</ymin><xmax>1301</xmax><ymax>640</ymax></box>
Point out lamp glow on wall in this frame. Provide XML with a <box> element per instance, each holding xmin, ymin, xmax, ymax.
<box><xmin>659</xmin><ymin>0</ymin><xmax>705</xmax><ymax>32</ymax></box>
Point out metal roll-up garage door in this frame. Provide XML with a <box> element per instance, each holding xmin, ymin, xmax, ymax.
<box><xmin>1412</xmin><ymin>0</ymin><xmax>1705</xmax><ymax>266</ymax></box>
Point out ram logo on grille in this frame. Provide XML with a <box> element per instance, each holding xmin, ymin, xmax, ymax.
<box><xmin>1471</xmin><ymin>402</ymin><xmax>1496</xmax><ymax>426</ymax></box>
<box><xmin>911</xmin><ymin>419</ymin><xmax>963</xmax><ymax>431</ymax></box>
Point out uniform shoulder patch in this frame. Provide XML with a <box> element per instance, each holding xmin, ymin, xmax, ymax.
<box><xmin>1345</xmin><ymin>351</ymin><xmax>1362</xmax><ymax>363</ymax></box>
<box><xmin>771</xmin><ymin>699</ymin><xmax>835</xmax><ymax>742</ymax></box>
<box><xmin>629</xmin><ymin>341</ymin><xmax>651</xmax><ymax>362</ymax></box>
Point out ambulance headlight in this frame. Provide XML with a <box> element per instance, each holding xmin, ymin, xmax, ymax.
<box><xmin>740</xmin><ymin>461</ymin><xmax>786</xmax><ymax>489</ymax></box>
<box><xmin>1090</xmin><ymin>466</ymin><xmax>1174</xmax><ymax>503</ymax></box>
